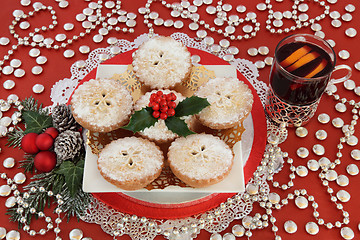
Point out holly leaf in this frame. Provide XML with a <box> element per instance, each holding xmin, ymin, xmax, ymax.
<box><xmin>122</xmin><ymin>107</ymin><xmax>158</xmax><ymax>133</ymax></box>
<box><xmin>165</xmin><ymin>117</ymin><xmax>195</xmax><ymax>137</ymax></box>
<box><xmin>23</xmin><ymin>111</ymin><xmax>53</xmax><ymax>134</ymax></box>
<box><xmin>175</xmin><ymin>96</ymin><xmax>210</xmax><ymax>117</ymax></box>
<box><xmin>55</xmin><ymin>160</ymin><xmax>84</xmax><ymax>197</ymax></box>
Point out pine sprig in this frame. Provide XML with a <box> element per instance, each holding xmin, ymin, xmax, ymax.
<box><xmin>6</xmin><ymin>126</ymin><xmax>25</xmax><ymax>148</ymax></box>
<box><xmin>21</xmin><ymin>96</ymin><xmax>49</xmax><ymax>115</ymax></box>
<box><xmin>19</xmin><ymin>154</ymin><xmax>36</xmax><ymax>173</ymax></box>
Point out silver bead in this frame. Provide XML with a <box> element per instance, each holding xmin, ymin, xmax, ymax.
<box><xmin>31</xmin><ymin>66</ymin><xmax>43</xmax><ymax>75</ymax></box>
<box><xmin>36</xmin><ymin>56</ymin><xmax>47</xmax><ymax>65</ymax></box>
<box><xmin>346</xmin><ymin>164</ymin><xmax>359</xmax><ymax>176</ymax></box>
<box><xmin>338</xmin><ymin>50</ymin><xmax>350</xmax><ymax>60</ymax></box>
<box><xmin>305</xmin><ymin>222</ymin><xmax>319</xmax><ymax>235</ymax></box>
<box><xmin>32</xmin><ymin>84</ymin><xmax>45</xmax><ymax>94</ymax></box>
<box><xmin>332</xmin><ymin>117</ymin><xmax>344</xmax><ymax>128</ymax></box>
<box><xmin>69</xmin><ymin>229</ymin><xmax>83</xmax><ymax>240</ymax></box>
<box><xmin>3</xmin><ymin>80</ymin><xmax>15</xmax><ymax>90</ymax></box>
<box><xmin>6</xmin><ymin>230</ymin><xmax>20</xmax><ymax>240</ymax></box>
<box><xmin>79</xmin><ymin>45</ymin><xmax>90</xmax><ymax>54</ymax></box>
<box><xmin>340</xmin><ymin>227</ymin><xmax>354</xmax><ymax>239</ymax></box>
<box><xmin>29</xmin><ymin>48</ymin><xmax>41</xmax><ymax>57</ymax></box>
<box><xmin>295</xmin><ymin>196</ymin><xmax>308</xmax><ymax>209</ymax></box>
<box><xmin>284</xmin><ymin>220</ymin><xmax>297</xmax><ymax>234</ymax></box>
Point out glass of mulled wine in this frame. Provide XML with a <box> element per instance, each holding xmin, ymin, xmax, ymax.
<box><xmin>265</xmin><ymin>34</ymin><xmax>352</xmax><ymax>127</ymax></box>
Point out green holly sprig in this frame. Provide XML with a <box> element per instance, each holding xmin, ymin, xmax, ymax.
<box><xmin>122</xmin><ymin>96</ymin><xmax>210</xmax><ymax>136</ymax></box>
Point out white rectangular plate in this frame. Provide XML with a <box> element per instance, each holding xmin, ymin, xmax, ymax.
<box><xmin>82</xmin><ymin>65</ymin><xmax>247</xmax><ymax>193</ymax></box>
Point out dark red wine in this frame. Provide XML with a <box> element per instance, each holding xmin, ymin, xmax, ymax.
<box><xmin>270</xmin><ymin>41</ymin><xmax>333</xmax><ymax>105</ymax></box>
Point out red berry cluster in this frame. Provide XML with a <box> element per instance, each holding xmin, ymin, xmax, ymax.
<box><xmin>149</xmin><ymin>91</ymin><xmax>177</xmax><ymax>120</ymax></box>
<box><xmin>21</xmin><ymin>127</ymin><xmax>59</xmax><ymax>172</ymax></box>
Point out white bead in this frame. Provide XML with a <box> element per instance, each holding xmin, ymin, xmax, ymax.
<box><xmin>2</xmin><ymin>66</ymin><xmax>14</xmax><ymax>75</ymax></box>
<box><xmin>59</xmin><ymin>0</ymin><xmax>69</xmax><ymax>8</ymax></box>
<box><xmin>296</xmin><ymin>166</ymin><xmax>308</xmax><ymax>177</ymax></box>
<box><xmin>19</xmin><ymin>21</ymin><xmax>30</xmax><ymax>30</ymax></box>
<box><xmin>5</xmin><ymin>196</ymin><xmax>16</xmax><ymax>208</ymax></box>
<box><xmin>345</xmin><ymin>28</ymin><xmax>357</xmax><ymax>38</ymax></box>
<box><xmin>3</xmin><ymin>157</ymin><xmax>15</xmax><ymax>168</ymax></box>
<box><xmin>0</xmin><ymin>185</ymin><xmax>11</xmax><ymax>196</ymax></box>
<box><xmin>14</xmin><ymin>69</ymin><xmax>25</xmax><ymax>78</ymax></box>
<box><xmin>31</xmin><ymin>66</ymin><xmax>43</xmax><ymax>75</ymax></box>
<box><xmin>10</xmin><ymin>59</ymin><xmax>21</xmax><ymax>68</ymax></box>
<box><xmin>232</xmin><ymin>225</ymin><xmax>245</xmax><ymax>237</ymax></box>
<box><xmin>338</xmin><ymin>50</ymin><xmax>350</xmax><ymax>60</ymax></box>
<box><xmin>79</xmin><ymin>45</ymin><xmax>90</xmax><ymax>54</ymax></box>
<box><xmin>332</xmin><ymin>117</ymin><xmax>344</xmax><ymax>128</ymax></box>
<box><xmin>55</xmin><ymin>34</ymin><xmax>67</xmax><ymax>42</ymax></box>
<box><xmin>347</xmin><ymin>164</ymin><xmax>359</xmax><ymax>176</ymax></box>
<box><xmin>3</xmin><ymin>80</ymin><xmax>15</xmax><ymax>90</ymax></box>
<box><xmin>64</xmin><ymin>23</ymin><xmax>74</xmax><ymax>31</ymax></box>
<box><xmin>284</xmin><ymin>220</ymin><xmax>297</xmax><ymax>234</ymax></box>
<box><xmin>297</xmin><ymin>147</ymin><xmax>309</xmax><ymax>158</ymax></box>
<box><xmin>14</xmin><ymin>172</ymin><xmax>26</xmax><ymax>184</ymax></box>
<box><xmin>93</xmin><ymin>34</ymin><xmax>103</xmax><ymax>43</ymax></box>
<box><xmin>247</xmin><ymin>47</ymin><xmax>258</xmax><ymax>56</ymax></box>
<box><xmin>305</xmin><ymin>222</ymin><xmax>319</xmax><ymax>235</ymax></box>
<box><xmin>268</xmin><ymin>192</ymin><xmax>280</xmax><ymax>204</ymax></box>
<box><xmin>32</xmin><ymin>84</ymin><xmax>44</xmax><ymax>94</ymax></box>
<box><xmin>209</xmin><ymin>233</ymin><xmax>222</xmax><ymax>240</ymax></box>
<box><xmin>295</xmin><ymin>196</ymin><xmax>308</xmax><ymax>209</ymax></box>
<box><xmin>69</xmin><ymin>229</ymin><xmax>83</xmax><ymax>240</ymax></box>
<box><xmin>307</xmin><ymin>160</ymin><xmax>319</xmax><ymax>171</ymax></box>
<box><xmin>336</xmin><ymin>190</ymin><xmax>351</xmax><ymax>202</ymax></box>
<box><xmin>36</xmin><ymin>56</ymin><xmax>47</xmax><ymax>65</ymax></box>
<box><xmin>29</xmin><ymin>48</ymin><xmax>41</xmax><ymax>57</ymax></box>
<box><xmin>6</xmin><ymin>230</ymin><xmax>20</xmax><ymax>240</ymax></box>
<box><xmin>76</xmin><ymin>13</ymin><xmax>86</xmax><ymax>22</ymax></box>
<box><xmin>63</xmin><ymin>49</ymin><xmax>75</xmax><ymax>58</ymax></box>
<box><xmin>340</xmin><ymin>227</ymin><xmax>354</xmax><ymax>239</ymax></box>
<box><xmin>336</xmin><ymin>175</ymin><xmax>349</xmax><ymax>187</ymax></box>
<box><xmin>20</xmin><ymin>0</ymin><xmax>31</xmax><ymax>6</ymax></box>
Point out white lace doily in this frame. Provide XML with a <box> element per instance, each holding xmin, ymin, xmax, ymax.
<box><xmin>51</xmin><ymin>32</ymin><xmax>270</xmax><ymax>240</ymax></box>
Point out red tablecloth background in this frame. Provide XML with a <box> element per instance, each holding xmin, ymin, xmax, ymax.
<box><xmin>0</xmin><ymin>0</ymin><xmax>359</xmax><ymax>239</ymax></box>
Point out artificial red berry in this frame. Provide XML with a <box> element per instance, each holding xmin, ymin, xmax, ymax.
<box><xmin>154</xmin><ymin>97</ymin><xmax>161</xmax><ymax>103</ymax></box>
<box><xmin>165</xmin><ymin>94</ymin><xmax>172</xmax><ymax>101</ymax></box>
<box><xmin>156</xmin><ymin>91</ymin><xmax>163</xmax><ymax>96</ymax></box>
<box><xmin>44</xmin><ymin>127</ymin><xmax>59</xmax><ymax>139</ymax></box>
<box><xmin>168</xmin><ymin>101</ymin><xmax>176</xmax><ymax>108</ymax></box>
<box><xmin>150</xmin><ymin>93</ymin><xmax>157</xmax><ymax>101</ymax></box>
<box><xmin>21</xmin><ymin>133</ymin><xmax>39</xmax><ymax>154</ymax></box>
<box><xmin>152</xmin><ymin>111</ymin><xmax>160</xmax><ymax>118</ymax></box>
<box><xmin>160</xmin><ymin>106</ymin><xmax>168</xmax><ymax>113</ymax></box>
<box><xmin>167</xmin><ymin>108</ymin><xmax>175</xmax><ymax>117</ymax></box>
<box><xmin>152</xmin><ymin>103</ymin><xmax>160</xmax><ymax>111</ymax></box>
<box><xmin>160</xmin><ymin>112</ymin><xmax>167</xmax><ymax>120</ymax></box>
<box><xmin>170</xmin><ymin>93</ymin><xmax>177</xmax><ymax>101</ymax></box>
<box><xmin>35</xmin><ymin>133</ymin><xmax>54</xmax><ymax>151</ymax></box>
<box><xmin>160</xmin><ymin>100</ymin><xmax>167</xmax><ymax>107</ymax></box>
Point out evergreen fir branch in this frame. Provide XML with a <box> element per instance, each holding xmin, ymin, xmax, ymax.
<box><xmin>21</xmin><ymin>96</ymin><xmax>40</xmax><ymax>112</ymax></box>
<box><xmin>58</xmin><ymin>185</ymin><xmax>92</xmax><ymax>222</ymax></box>
<box><xmin>19</xmin><ymin>155</ymin><xmax>35</xmax><ymax>173</ymax></box>
<box><xmin>21</xmin><ymin>96</ymin><xmax>50</xmax><ymax>115</ymax></box>
<box><xmin>6</xmin><ymin>126</ymin><xmax>25</xmax><ymax>148</ymax></box>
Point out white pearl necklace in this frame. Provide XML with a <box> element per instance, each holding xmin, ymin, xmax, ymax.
<box><xmin>263</xmin><ymin>0</ymin><xmax>330</xmax><ymax>34</ymax></box>
<box><xmin>139</xmin><ymin>0</ymin><xmax>260</xmax><ymax>40</ymax></box>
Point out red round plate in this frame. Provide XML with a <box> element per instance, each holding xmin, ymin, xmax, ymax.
<box><xmin>74</xmin><ymin>48</ymin><xmax>266</xmax><ymax>219</ymax></box>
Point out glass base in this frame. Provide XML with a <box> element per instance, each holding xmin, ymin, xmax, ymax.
<box><xmin>265</xmin><ymin>88</ymin><xmax>320</xmax><ymax>127</ymax></box>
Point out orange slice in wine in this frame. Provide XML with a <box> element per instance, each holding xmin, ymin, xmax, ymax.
<box><xmin>280</xmin><ymin>45</ymin><xmax>312</xmax><ymax>68</ymax></box>
<box><xmin>286</xmin><ymin>51</ymin><xmax>320</xmax><ymax>72</ymax></box>
<box><xmin>304</xmin><ymin>58</ymin><xmax>327</xmax><ymax>78</ymax></box>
